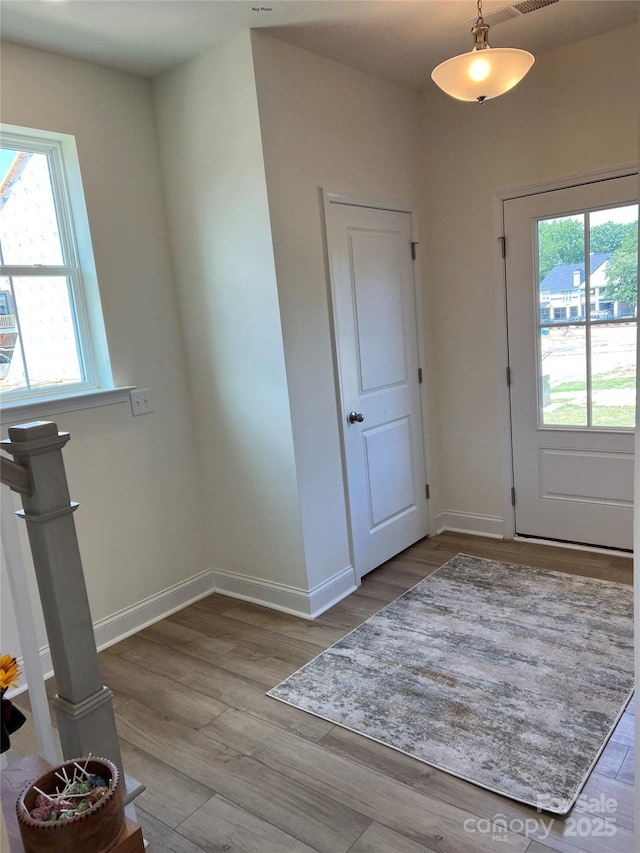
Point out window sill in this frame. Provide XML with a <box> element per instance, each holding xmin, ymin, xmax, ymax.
<box><xmin>0</xmin><ymin>386</ymin><xmax>135</xmax><ymax>425</ymax></box>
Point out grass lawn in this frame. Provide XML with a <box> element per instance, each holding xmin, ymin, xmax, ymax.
<box><xmin>545</xmin><ymin>366</ymin><xmax>636</xmax><ymax>426</ymax></box>
<box><xmin>552</xmin><ymin>370</ymin><xmax>635</xmax><ymax>393</ymax></box>
<box><xmin>545</xmin><ymin>404</ymin><xmax>635</xmax><ymax>428</ymax></box>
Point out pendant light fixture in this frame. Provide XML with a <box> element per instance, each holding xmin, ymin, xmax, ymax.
<box><xmin>431</xmin><ymin>0</ymin><xmax>535</xmax><ymax>104</ymax></box>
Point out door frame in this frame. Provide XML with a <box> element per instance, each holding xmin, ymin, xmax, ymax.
<box><xmin>491</xmin><ymin>163</ymin><xmax>639</xmax><ymax>542</ymax></box>
<box><xmin>321</xmin><ymin>189</ymin><xmax>436</xmax><ymax>576</ymax></box>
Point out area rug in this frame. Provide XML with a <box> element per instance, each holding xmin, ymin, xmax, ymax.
<box><xmin>267</xmin><ymin>554</ymin><xmax>634</xmax><ymax>814</ymax></box>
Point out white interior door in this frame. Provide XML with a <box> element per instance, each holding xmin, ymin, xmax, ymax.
<box><xmin>325</xmin><ymin>198</ymin><xmax>429</xmax><ymax>578</ymax></box>
<box><xmin>505</xmin><ymin>174</ymin><xmax>638</xmax><ymax>550</ymax></box>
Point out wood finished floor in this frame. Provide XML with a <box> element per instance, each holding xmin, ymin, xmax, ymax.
<box><xmin>14</xmin><ymin>533</ymin><xmax>636</xmax><ymax>852</ymax></box>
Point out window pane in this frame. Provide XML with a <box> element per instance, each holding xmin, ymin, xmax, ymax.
<box><xmin>537</xmin><ymin>203</ymin><xmax>638</xmax><ymax>430</ymax></box>
<box><xmin>591</xmin><ymin>322</ymin><xmax>636</xmax><ymax>428</ymax></box>
<box><xmin>3</xmin><ymin>276</ymin><xmax>83</xmax><ymax>392</ymax></box>
<box><xmin>541</xmin><ymin>325</ymin><xmax>587</xmax><ymax>426</ymax></box>
<box><xmin>0</xmin><ymin>283</ymin><xmax>24</xmax><ymax>389</ymax></box>
<box><xmin>589</xmin><ymin>204</ymin><xmax>638</xmax><ymax>321</ymax></box>
<box><xmin>538</xmin><ymin>215</ymin><xmax>585</xmax><ymax>324</ymax></box>
<box><xmin>1</xmin><ymin>334</ymin><xmax>27</xmax><ymax>392</ymax></box>
<box><xmin>0</xmin><ymin>150</ymin><xmax>64</xmax><ymax>265</ymax></box>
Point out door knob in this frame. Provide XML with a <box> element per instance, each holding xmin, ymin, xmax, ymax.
<box><xmin>348</xmin><ymin>411</ymin><xmax>365</xmax><ymax>424</ymax></box>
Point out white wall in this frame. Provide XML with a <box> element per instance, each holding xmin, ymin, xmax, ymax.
<box><xmin>419</xmin><ymin>24</ymin><xmax>639</xmax><ymax>530</ymax></box>
<box><xmin>153</xmin><ymin>32</ymin><xmax>307</xmax><ymax>591</ymax></box>
<box><xmin>251</xmin><ymin>32</ymin><xmax>425</xmax><ymax>588</ymax></box>
<box><xmin>1</xmin><ymin>42</ymin><xmax>207</xmax><ymax>664</ymax></box>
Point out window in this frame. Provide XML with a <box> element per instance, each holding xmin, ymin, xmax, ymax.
<box><xmin>0</xmin><ymin>125</ymin><xmax>114</xmax><ymax>408</ymax></box>
<box><xmin>537</xmin><ymin>204</ymin><xmax>638</xmax><ymax>429</ymax></box>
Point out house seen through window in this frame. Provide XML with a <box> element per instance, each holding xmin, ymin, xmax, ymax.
<box><xmin>0</xmin><ymin>126</ymin><xmax>112</xmax><ymax>405</ymax></box>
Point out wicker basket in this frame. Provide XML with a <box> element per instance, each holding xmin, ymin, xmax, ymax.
<box><xmin>16</xmin><ymin>757</ymin><xmax>124</xmax><ymax>853</ymax></box>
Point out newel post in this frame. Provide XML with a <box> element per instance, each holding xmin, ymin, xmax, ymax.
<box><xmin>1</xmin><ymin>421</ymin><xmax>123</xmax><ymax>777</ymax></box>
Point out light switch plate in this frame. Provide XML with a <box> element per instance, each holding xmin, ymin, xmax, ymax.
<box><xmin>130</xmin><ymin>388</ymin><xmax>153</xmax><ymax>416</ymax></box>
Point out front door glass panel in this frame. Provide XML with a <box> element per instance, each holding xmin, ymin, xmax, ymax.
<box><xmin>537</xmin><ymin>204</ymin><xmax>638</xmax><ymax>428</ymax></box>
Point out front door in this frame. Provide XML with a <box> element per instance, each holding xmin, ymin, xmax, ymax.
<box><xmin>505</xmin><ymin>174</ymin><xmax>638</xmax><ymax>549</ymax></box>
<box><xmin>325</xmin><ymin>198</ymin><xmax>429</xmax><ymax>578</ymax></box>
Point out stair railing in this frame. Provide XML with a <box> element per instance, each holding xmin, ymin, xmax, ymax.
<box><xmin>1</xmin><ymin>482</ymin><xmax>58</xmax><ymax>765</ymax></box>
<box><xmin>0</xmin><ymin>420</ymin><xmax>142</xmax><ymax>805</ymax></box>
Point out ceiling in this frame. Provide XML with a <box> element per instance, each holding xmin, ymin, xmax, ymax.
<box><xmin>1</xmin><ymin>0</ymin><xmax>637</xmax><ymax>92</ymax></box>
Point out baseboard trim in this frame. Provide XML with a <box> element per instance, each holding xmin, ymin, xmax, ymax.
<box><xmin>94</xmin><ymin>569</ymin><xmax>216</xmax><ymax>651</ymax></box>
<box><xmin>435</xmin><ymin>511</ymin><xmax>504</xmax><ymax>539</ymax></box>
<box><xmin>308</xmin><ymin>566</ymin><xmax>358</xmax><ymax>619</ymax></box>
<box><xmin>10</xmin><ymin>563</ymin><xmax>358</xmax><ymax>695</ymax></box>
<box><xmin>209</xmin><ymin>565</ymin><xmax>357</xmax><ymax>620</ymax></box>
<box><xmin>10</xmin><ymin>569</ymin><xmax>216</xmax><ymax>694</ymax></box>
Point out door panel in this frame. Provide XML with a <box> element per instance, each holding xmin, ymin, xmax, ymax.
<box><xmin>539</xmin><ymin>448</ymin><xmax>634</xmax><ymax>504</ymax></box>
<box><xmin>326</xmin><ymin>201</ymin><xmax>428</xmax><ymax>578</ymax></box>
<box><xmin>365</xmin><ymin>417</ymin><xmax>414</xmax><ymax>527</ymax></box>
<box><xmin>352</xmin><ymin>232</ymin><xmax>407</xmax><ymax>390</ymax></box>
<box><xmin>505</xmin><ymin>174</ymin><xmax>638</xmax><ymax>549</ymax></box>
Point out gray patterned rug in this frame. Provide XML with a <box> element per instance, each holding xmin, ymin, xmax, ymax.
<box><xmin>267</xmin><ymin>554</ymin><xmax>634</xmax><ymax>814</ymax></box>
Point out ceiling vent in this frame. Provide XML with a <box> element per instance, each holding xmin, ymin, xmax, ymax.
<box><xmin>466</xmin><ymin>0</ymin><xmax>559</xmax><ymax>28</ymax></box>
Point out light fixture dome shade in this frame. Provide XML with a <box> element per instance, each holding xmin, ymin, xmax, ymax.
<box><xmin>431</xmin><ymin>47</ymin><xmax>535</xmax><ymax>102</ymax></box>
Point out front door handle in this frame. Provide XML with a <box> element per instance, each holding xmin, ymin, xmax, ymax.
<box><xmin>348</xmin><ymin>411</ymin><xmax>365</xmax><ymax>424</ymax></box>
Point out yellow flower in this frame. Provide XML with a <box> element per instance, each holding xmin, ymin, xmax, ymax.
<box><xmin>0</xmin><ymin>654</ymin><xmax>20</xmax><ymax>690</ymax></box>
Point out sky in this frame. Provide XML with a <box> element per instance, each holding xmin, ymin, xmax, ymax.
<box><xmin>557</xmin><ymin>205</ymin><xmax>638</xmax><ymax>228</ymax></box>
<box><xmin>590</xmin><ymin>204</ymin><xmax>638</xmax><ymax>227</ymax></box>
<box><xmin>0</xmin><ymin>149</ymin><xmax>18</xmax><ymax>183</ymax></box>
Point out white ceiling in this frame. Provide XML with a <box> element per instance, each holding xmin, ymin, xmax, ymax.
<box><xmin>1</xmin><ymin>0</ymin><xmax>637</xmax><ymax>91</ymax></box>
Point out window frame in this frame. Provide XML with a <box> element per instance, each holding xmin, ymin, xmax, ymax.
<box><xmin>535</xmin><ymin>204</ymin><xmax>638</xmax><ymax>431</ymax></box>
<box><xmin>0</xmin><ymin>124</ymin><xmax>116</xmax><ymax>411</ymax></box>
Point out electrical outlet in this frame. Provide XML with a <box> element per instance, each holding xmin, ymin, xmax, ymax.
<box><xmin>130</xmin><ymin>388</ymin><xmax>153</xmax><ymax>416</ymax></box>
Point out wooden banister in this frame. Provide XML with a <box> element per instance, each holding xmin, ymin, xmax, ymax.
<box><xmin>2</xmin><ymin>421</ymin><xmax>145</xmax><ymax>812</ymax></box>
<box><xmin>1</xmin><ymin>422</ymin><xmax>124</xmax><ymax>775</ymax></box>
<box><xmin>0</xmin><ymin>454</ymin><xmax>31</xmax><ymax>495</ymax></box>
